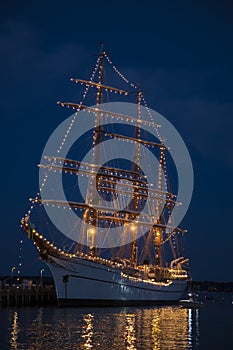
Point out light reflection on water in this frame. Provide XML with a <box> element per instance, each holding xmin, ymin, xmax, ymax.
<box><xmin>82</xmin><ymin>313</ymin><xmax>94</xmax><ymax>349</ymax></box>
<box><xmin>9</xmin><ymin>310</ymin><xmax>19</xmax><ymax>349</ymax></box>
<box><xmin>4</xmin><ymin>306</ymin><xmax>200</xmax><ymax>349</ymax></box>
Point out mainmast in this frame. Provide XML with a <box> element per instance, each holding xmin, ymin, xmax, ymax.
<box><xmin>97</xmin><ymin>43</ymin><xmax>104</xmax><ymax>106</ymax></box>
<box><xmin>93</xmin><ymin>44</ymin><xmax>105</xmax><ymax>174</ymax></box>
<box><xmin>154</xmin><ymin>146</ymin><xmax>165</xmax><ymax>266</ymax></box>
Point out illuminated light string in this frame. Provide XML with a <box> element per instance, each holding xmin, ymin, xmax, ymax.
<box><xmin>40</xmin><ymin>201</ymin><xmax>174</xmax><ymax>228</ymax></box>
<box><xmin>23</xmin><ymin>56</ymin><xmax>101</xmax><ymax>220</ymax></box>
<box><xmin>153</xmin><ymin>144</ymin><xmax>181</xmax><ymax>250</ymax></box>
<box><xmin>161</xmin><ymin>151</ymin><xmax>169</xmax><ymax>190</ymax></box>
<box><xmin>104</xmin><ymin>52</ymin><xmax>138</xmax><ymax>90</ymax></box>
<box><xmin>105</xmin><ymin>53</ymin><xmax>167</xmax><ymax>224</ymax></box>
<box><xmin>104</xmin><ymin>52</ymin><xmax>162</xmax><ymax>143</ymax></box>
<box><xmin>54</xmin><ymin>57</ymin><xmax>101</xmax><ymax>214</ymax></box>
<box><xmin>15</xmin><ymin>239</ymin><xmax>24</xmax><ymax>283</ymax></box>
<box><xmin>23</xmin><ymin>50</ymin><xmax>180</xmax><ymax>254</ymax></box>
<box><xmin>54</xmin><ymin>53</ymin><xmax>165</xmax><ymax>173</ymax></box>
<box><xmin>57</xmin><ymin>56</ymin><xmax>101</xmax><ymax>154</ymax></box>
<box><xmin>39</xmin><ymin>172</ymin><xmax>49</xmax><ymax>194</ymax></box>
<box><xmin>22</xmin><ymin>173</ymin><xmax>49</xmax><ymax>222</ymax></box>
<box><xmin>39</xmin><ymin>164</ymin><xmax>170</xmax><ymax>203</ymax></box>
<box><xmin>164</xmin><ymin>205</ymin><xmax>178</xmax><ymax>251</ymax></box>
<box><xmin>159</xmin><ymin>146</ymin><xmax>181</xmax><ymax>253</ymax></box>
<box><xmin>140</xmin><ymin>93</ymin><xmax>163</xmax><ymax>142</ymax></box>
<box><xmin>28</xmin><ymin>227</ymin><xmax>182</xmax><ymax>278</ymax></box>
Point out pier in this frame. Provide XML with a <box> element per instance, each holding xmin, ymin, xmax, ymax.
<box><xmin>0</xmin><ymin>286</ymin><xmax>57</xmax><ymax>307</ymax></box>
<box><xmin>0</xmin><ymin>276</ymin><xmax>57</xmax><ymax>307</ymax></box>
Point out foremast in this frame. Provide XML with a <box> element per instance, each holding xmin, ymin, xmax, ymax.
<box><xmin>86</xmin><ymin>45</ymin><xmax>104</xmax><ymax>257</ymax></box>
<box><xmin>130</xmin><ymin>84</ymin><xmax>141</xmax><ymax>268</ymax></box>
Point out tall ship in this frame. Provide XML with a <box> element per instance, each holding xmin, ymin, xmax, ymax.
<box><xmin>21</xmin><ymin>46</ymin><xmax>190</xmax><ymax>306</ymax></box>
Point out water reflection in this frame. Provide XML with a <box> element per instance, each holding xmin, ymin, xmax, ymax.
<box><xmin>188</xmin><ymin>308</ymin><xmax>200</xmax><ymax>349</ymax></box>
<box><xmin>151</xmin><ymin>312</ymin><xmax>161</xmax><ymax>349</ymax></box>
<box><xmin>9</xmin><ymin>310</ymin><xmax>19</xmax><ymax>349</ymax></box>
<box><xmin>150</xmin><ymin>307</ymin><xmax>190</xmax><ymax>349</ymax></box>
<box><xmin>81</xmin><ymin>313</ymin><xmax>94</xmax><ymax>349</ymax></box>
<box><xmin>6</xmin><ymin>305</ymin><xmax>200</xmax><ymax>349</ymax></box>
<box><xmin>125</xmin><ymin>314</ymin><xmax>136</xmax><ymax>350</ymax></box>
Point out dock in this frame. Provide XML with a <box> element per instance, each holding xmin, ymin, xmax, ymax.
<box><xmin>0</xmin><ymin>286</ymin><xmax>57</xmax><ymax>307</ymax></box>
<box><xmin>0</xmin><ymin>276</ymin><xmax>57</xmax><ymax>307</ymax></box>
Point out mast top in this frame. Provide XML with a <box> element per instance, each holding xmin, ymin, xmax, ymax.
<box><xmin>100</xmin><ymin>42</ymin><xmax>104</xmax><ymax>54</ymax></box>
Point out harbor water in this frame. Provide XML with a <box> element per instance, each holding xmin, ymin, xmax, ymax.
<box><xmin>0</xmin><ymin>295</ymin><xmax>232</xmax><ymax>349</ymax></box>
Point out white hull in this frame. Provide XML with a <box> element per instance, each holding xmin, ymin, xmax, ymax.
<box><xmin>46</xmin><ymin>256</ymin><xmax>187</xmax><ymax>306</ymax></box>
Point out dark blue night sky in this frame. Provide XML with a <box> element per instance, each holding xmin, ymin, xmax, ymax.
<box><xmin>1</xmin><ymin>0</ymin><xmax>233</xmax><ymax>281</ymax></box>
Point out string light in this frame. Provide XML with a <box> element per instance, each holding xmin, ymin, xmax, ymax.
<box><xmin>104</xmin><ymin>52</ymin><xmax>137</xmax><ymax>89</ymax></box>
<box><xmin>21</xmin><ymin>47</ymin><xmax>187</xmax><ymax>278</ymax></box>
<box><xmin>15</xmin><ymin>239</ymin><xmax>24</xmax><ymax>283</ymax></box>
<box><xmin>141</xmin><ymin>93</ymin><xmax>163</xmax><ymax>142</ymax></box>
<box><xmin>23</xmin><ymin>54</ymin><xmax>102</xmax><ymax>226</ymax></box>
<box><xmin>57</xmin><ymin>56</ymin><xmax>101</xmax><ymax>154</ymax></box>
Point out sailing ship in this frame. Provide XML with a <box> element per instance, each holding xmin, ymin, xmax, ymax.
<box><xmin>21</xmin><ymin>46</ymin><xmax>190</xmax><ymax>306</ymax></box>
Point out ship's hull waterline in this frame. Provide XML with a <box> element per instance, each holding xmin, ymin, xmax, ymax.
<box><xmin>46</xmin><ymin>256</ymin><xmax>187</xmax><ymax>306</ymax></box>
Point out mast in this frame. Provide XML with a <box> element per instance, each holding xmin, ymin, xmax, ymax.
<box><xmin>57</xmin><ymin>46</ymin><xmax>131</xmax><ymax>258</ymax></box>
<box><xmin>130</xmin><ymin>84</ymin><xmax>141</xmax><ymax>267</ymax></box>
<box><xmin>154</xmin><ymin>146</ymin><xmax>164</xmax><ymax>267</ymax></box>
<box><xmin>97</xmin><ymin>43</ymin><xmax>104</xmax><ymax>106</ymax></box>
<box><xmin>88</xmin><ymin>43</ymin><xmax>105</xmax><ymax>256</ymax></box>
